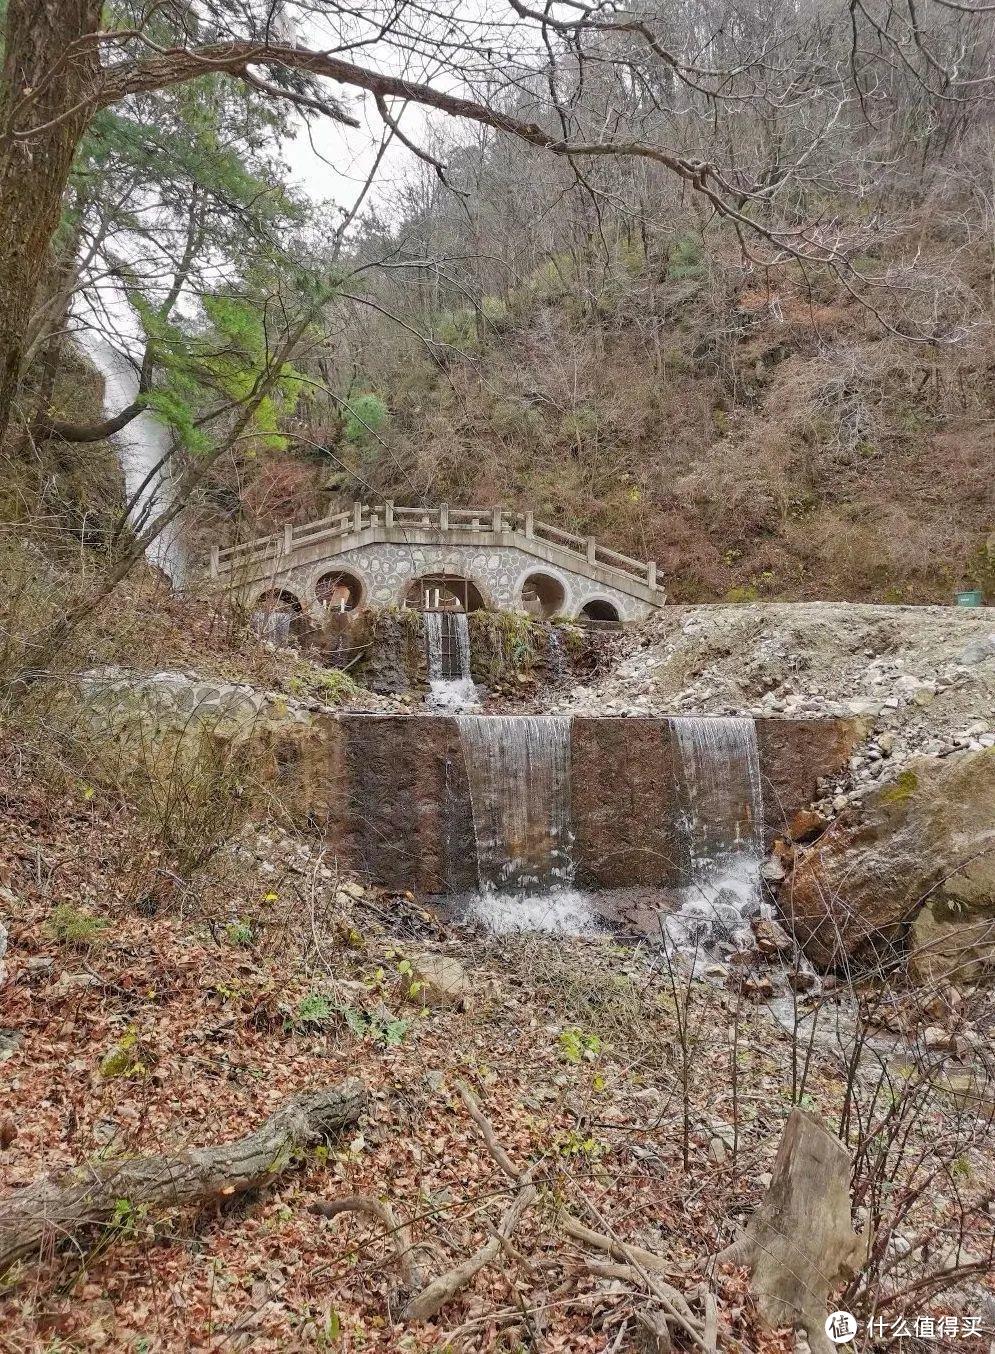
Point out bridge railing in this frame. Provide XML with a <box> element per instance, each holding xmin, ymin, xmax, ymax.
<box><xmin>209</xmin><ymin>502</ymin><xmax>659</xmax><ymax>589</ymax></box>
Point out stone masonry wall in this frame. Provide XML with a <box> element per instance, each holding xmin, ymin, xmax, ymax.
<box><xmin>70</xmin><ymin>672</ymin><xmax>861</xmax><ymax>895</ymax></box>
<box><xmin>246</xmin><ymin>541</ymin><xmax>650</xmax><ymax>622</ymax></box>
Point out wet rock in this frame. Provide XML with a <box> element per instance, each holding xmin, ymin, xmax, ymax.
<box><xmin>753</xmin><ymin>917</ymin><xmax>793</xmax><ymax>955</ymax></box>
<box><xmin>784</xmin><ymin>747</ymin><xmax>995</xmax><ymax>977</ymax></box>
<box><xmin>760</xmin><ymin>857</ymin><xmax>787</xmax><ymax>883</ymax></box>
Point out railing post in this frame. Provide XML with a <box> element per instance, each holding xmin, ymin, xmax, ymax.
<box><xmin>210</xmin><ymin>545</ymin><xmax>220</xmax><ymax>579</ymax></box>
<box><xmin>646</xmin><ymin>561</ymin><xmax>657</xmax><ymax>588</ymax></box>
<box><xmin>353</xmin><ymin>501</ymin><xmax>363</xmax><ymax>533</ymax></box>
<box><xmin>524</xmin><ymin>511</ymin><xmax>534</xmax><ymax>539</ymax></box>
<box><xmin>586</xmin><ymin>536</ymin><xmax>597</xmax><ymax>564</ymax></box>
<box><xmin>385</xmin><ymin>499</ymin><xmax>394</xmax><ymax>530</ymax></box>
<box><xmin>491</xmin><ymin>507</ymin><xmax>503</xmax><ymax>533</ymax></box>
<box><xmin>440</xmin><ymin>502</ymin><xmax>449</xmax><ymax>530</ymax></box>
<box><xmin>283</xmin><ymin>524</ymin><xmax>293</xmax><ymax>555</ymax></box>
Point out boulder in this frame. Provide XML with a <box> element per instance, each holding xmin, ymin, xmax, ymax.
<box><xmin>783</xmin><ymin>748</ymin><xmax>995</xmax><ymax>978</ymax></box>
<box><xmin>787</xmin><ymin>807</ymin><xmax>828</xmax><ymax>843</ymax></box>
<box><xmin>753</xmin><ymin>916</ymin><xmax>793</xmax><ymax>955</ymax></box>
<box><xmin>406</xmin><ymin>952</ymin><xmax>473</xmax><ymax>1008</ymax></box>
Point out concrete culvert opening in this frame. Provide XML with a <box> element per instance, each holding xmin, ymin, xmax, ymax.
<box><xmin>578</xmin><ymin>598</ymin><xmax>621</xmax><ymax>624</ymax></box>
<box><xmin>316</xmin><ymin>570</ymin><xmax>363</xmax><ymax>613</ymax></box>
<box><xmin>521</xmin><ymin>572</ymin><xmax>566</xmax><ymax>619</ymax></box>
<box><xmin>406</xmin><ymin>574</ymin><xmax>485</xmax><ymax>613</ymax></box>
<box><xmin>256</xmin><ymin>588</ymin><xmax>302</xmax><ymax>615</ymax></box>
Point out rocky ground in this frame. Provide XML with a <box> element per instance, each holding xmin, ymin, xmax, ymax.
<box><xmin>555</xmin><ymin>600</ymin><xmax>995</xmax><ymax>805</ymax></box>
<box><xmin>559</xmin><ymin>601</ymin><xmax>995</xmax><ymax>736</ymax></box>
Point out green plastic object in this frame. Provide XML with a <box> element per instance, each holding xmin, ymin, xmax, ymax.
<box><xmin>955</xmin><ymin>589</ymin><xmax>984</xmax><ymax>607</ymax></box>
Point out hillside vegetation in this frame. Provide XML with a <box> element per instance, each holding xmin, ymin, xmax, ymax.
<box><xmin>301</xmin><ymin>234</ymin><xmax>995</xmax><ymax>604</ymax></box>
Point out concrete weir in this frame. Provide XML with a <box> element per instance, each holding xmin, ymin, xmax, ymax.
<box><xmin>317</xmin><ymin>713</ymin><xmax>861</xmax><ymax>895</ymax></box>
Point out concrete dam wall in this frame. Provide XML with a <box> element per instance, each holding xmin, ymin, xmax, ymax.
<box><xmin>310</xmin><ymin>713</ymin><xmax>860</xmax><ymax>895</ymax></box>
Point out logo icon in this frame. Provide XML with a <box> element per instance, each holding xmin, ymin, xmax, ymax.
<box><xmin>825</xmin><ymin>1311</ymin><xmax>859</xmax><ymax>1344</ymax></box>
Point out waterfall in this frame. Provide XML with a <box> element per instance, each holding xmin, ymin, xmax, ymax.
<box><xmin>545</xmin><ymin>627</ymin><xmax>566</xmax><ymax>680</ymax></box>
<box><xmin>424</xmin><ymin>612</ymin><xmax>479</xmax><ymax>710</ymax></box>
<box><xmin>664</xmin><ymin>716</ymin><xmax>767</xmax><ymax>954</ymax></box>
<box><xmin>78</xmin><ymin>332</ymin><xmax>184</xmax><ymax>584</ymax></box>
<box><xmin>457</xmin><ymin>715</ymin><xmax>593</xmax><ymax>933</ymax></box>
<box><xmin>252</xmin><ymin>610</ymin><xmax>293</xmax><ymax>645</ymax></box>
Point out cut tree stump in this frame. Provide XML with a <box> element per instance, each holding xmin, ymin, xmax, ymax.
<box><xmin>714</xmin><ymin>1107</ymin><xmax>865</xmax><ymax>1354</ymax></box>
<box><xmin>0</xmin><ymin>1079</ymin><xmax>366</xmax><ymax>1276</ymax></box>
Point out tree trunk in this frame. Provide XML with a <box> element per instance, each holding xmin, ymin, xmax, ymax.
<box><xmin>0</xmin><ymin>0</ymin><xmax>102</xmax><ymax>448</ymax></box>
<box><xmin>715</xmin><ymin>1109</ymin><xmax>866</xmax><ymax>1354</ymax></box>
<box><xmin>0</xmin><ymin>1080</ymin><xmax>366</xmax><ymax>1276</ymax></box>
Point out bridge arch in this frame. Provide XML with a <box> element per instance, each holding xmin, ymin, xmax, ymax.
<box><xmin>315</xmin><ymin>567</ymin><xmax>365</xmax><ymax>613</ymax></box>
<box><xmin>249</xmin><ymin>584</ymin><xmax>304</xmax><ymax>614</ymax></box>
<box><xmin>516</xmin><ymin>566</ymin><xmax>570</xmax><ymax>619</ymax></box>
<box><xmin>401</xmin><ymin>572</ymin><xmax>488</xmax><ymax>612</ymax></box>
<box><xmin>577</xmin><ymin>596</ymin><xmax>622</xmax><ymax>624</ymax></box>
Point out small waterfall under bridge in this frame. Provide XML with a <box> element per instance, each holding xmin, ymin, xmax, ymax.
<box><xmin>424</xmin><ymin>611</ymin><xmax>479</xmax><ymax>710</ymax></box>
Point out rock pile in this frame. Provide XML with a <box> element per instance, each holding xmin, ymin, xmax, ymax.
<box><xmin>556</xmin><ymin>601</ymin><xmax>995</xmax><ymax>804</ymax></box>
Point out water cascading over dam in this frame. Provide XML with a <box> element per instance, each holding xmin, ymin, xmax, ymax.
<box><xmin>456</xmin><ymin>715</ymin><xmax>594</xmax><ymax>933</ymax></box>
<box><xmin>424</xmin><ymin>612</ymin><xmax>478</xmax><ymax>710</ymax></box>
<box><xmin>322</xmin><ymin>710</ymin><xmax>857</xmax><ymax>938</ymax></box>
<box><xmin>666</xmin><ymin>716</ymin><xmax>767</xmax><ymax>953</ymax></box>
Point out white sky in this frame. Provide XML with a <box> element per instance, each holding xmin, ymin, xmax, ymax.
<box><xmin>280</xmin><ymin>104</ymin><xmax>420</xmax><ymax>215</ymax></box>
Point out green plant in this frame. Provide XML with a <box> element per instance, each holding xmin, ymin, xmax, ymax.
<box><xmin>724</xmin><ymin>584</ymin><xmax>760</xmax><ymax>603</ymax></box>
<box><xmin>557</xmin><ymin>1026</ymin><xmax>603</xmax><ymax>1064</ymax></box>
<box><xmin>224</xmin><ymin>919</ymin><xmax>254</xmax><ymax>946</ymax></box>
<box><xmin>480</xmin><ymin>294</ymin><xmax>512</xmax><ymax>329</ymax></box>
<box><xmin>340</xmin><ymin>1004</ymin><xmax>411</xmax><ymax>1047</ymax></box>
<box><xmin>554</xmin><ymin>1128</ymin><xmax>605</xmax><ymax>1159</ymax></box>
<box><xmin>100</xmin><ymin>1029</ymin><xmax>149</xmax><ymax>1080</ymax></box>
<box><xmin>882</xmin><ymin>769</ymin><xmax>919</xmax><ymax>803</ymax></box>
<box><xmin>293</xmin><ymin>992</ymin><xmax>335</xmax><ymax>1027</ymax></box>
<box><xmin>342</xmin><ymin>392</ymin><xmax>389</xmax><ymax>448</ymax></box>
<box><xmin>285</xmin><ymin>664</ymin><xmax>360</xmax><ymax>705</ymax></box>
<box><xmin>468</xmin><ymin>609</ymin><xmax>543</xmax><ymax>686</ymax></box>
<box><xmin>434</xmin><ymin>309</ymin><xmax>476</xmax><ymax>350</ymax></box>
<box><xmin>46</xmin><ymin>902</ymin><xmax>108</xmax><ymax>949</ymax></box>
<box><xmin>667</xmin><ymin>233</ymin><xmax>706</xmax><ymax>281</ymax></box>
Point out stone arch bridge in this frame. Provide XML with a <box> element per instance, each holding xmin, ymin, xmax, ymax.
<box><xmin>207</xmin><ymin>502</ymin><xmax>665</xmax><ymax>623</ymax></box>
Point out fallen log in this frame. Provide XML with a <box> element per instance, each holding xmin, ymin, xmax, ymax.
<box><xmin>0</xmin><ymin>1079</ymin><xmax>366</xmax><ymax>1276</ymax></box>
<box><xmin>714</xmin><ymin>1107</ymin><xmax>865</xmax><ymax>1354</ymax></box>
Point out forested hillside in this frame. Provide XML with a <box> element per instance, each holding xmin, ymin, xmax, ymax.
<box><xmin>2</xmin><ymin>0</ymin><xmax>994</xmax><ymax>615</ymax></box>
<box><xmin>313</xmin><ymin>200</ymin><xmax>995</xmax><ymax>602</ymax></box>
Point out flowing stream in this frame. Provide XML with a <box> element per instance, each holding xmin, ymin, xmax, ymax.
<box><xmin>663</xmin><ymin>715</ymin><xmax>768</xmax><ymax>956</ymax></box>
<box><xmin>456</xmin><ymin>715</ymin><xmax>593</xmax><ymax>933</ymax></box>
<box><xmin>425</xmin><ymin>612</ymin><xmax>479</xmax><ymax>709</ymax></box>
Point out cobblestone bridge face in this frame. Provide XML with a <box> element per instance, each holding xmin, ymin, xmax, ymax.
<box><xmin>247</xmin><ymin>540</ymin><xmax>651</xmax><ymax>622</ymax></box>
<box><xmin>208</xmin><ymin>504</ymin><xmax>666</xmax><ymax>622</ymax></box>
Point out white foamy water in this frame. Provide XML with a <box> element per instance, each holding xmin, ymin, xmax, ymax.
<box><xmin>466</xmin><ymin>886</ymin><xmax>596</xmax><ymax>935</ymax></box>
<box><xmin>457</xmin><ymin>715</ymin><xmax>596</xmax><ymax>933</ymax></box>
<box><xmin>78</xmin><ymin>332</ymin><xmax>184</xmax><ymax>583</ymax></box>
<box><xmin>425</xmin><ymin>612</ymin><xmax>480</xmax><ymax>710</ymax></box>
<box><xmin>663</xmin><ymin>716</ymin><xmax>768</xmax><ymax>958</ymax></box>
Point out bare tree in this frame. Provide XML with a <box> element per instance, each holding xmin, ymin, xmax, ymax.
<box><xmin>3</xmin><ymin>0</ymin><xmax>994</xmax><ymax>448</ymax></box>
